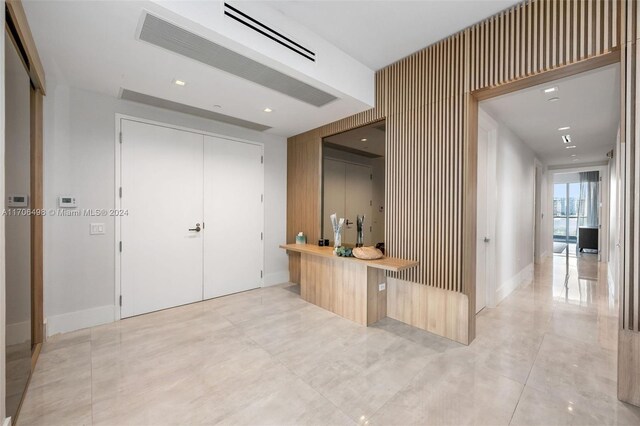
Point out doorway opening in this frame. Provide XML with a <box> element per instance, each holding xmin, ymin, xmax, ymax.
<box><xmin>552</xmin><ymin>170</ymin><xmax>602</xmax><ymax>259</ymax></box>
<box><xmin>321</xmin><ymin>121</ymin><xmax>386</xmax><ymax>250</ymax></box>
<box><xmin>475</xmin><ymin>62</ymin><xmax>620</xmax><ymax>318</ymax></box>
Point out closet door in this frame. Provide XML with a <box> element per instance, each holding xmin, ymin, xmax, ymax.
<box><xmin>344</xmin><ymin>164</ymin><xmax>373</xmax><ymax>246</ymax></box>
<box><xmin>323</xmin><ymin>159</ymin><xmax>346</xmax><ymax>244</ymax></box>
<box><xmin>5</xmin><ymin>31</ymin><xmax>32</xmax><ymax>419</ymax></box>
<box><xmin>203</xmin><ymin>136</ymin><xmax>263</xmax><ymax>299</ymax></box>
<box><xmin>120</xmin><ymin>120</ymin><xmax>204</xmax><ymax>318</ymax></box>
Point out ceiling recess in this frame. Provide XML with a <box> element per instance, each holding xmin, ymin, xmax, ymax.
<box><xmin>120</xmin><ymin>88</ymin><xmax>272</xmax><ymax>131</ymax></box>
<box><xmin>138</xmin><ymin>12</ymin><xmax>337</xmax><ymax>107</ymax></box>
<box><xmin>223</xmin><ymin>2</ymin><xmax>316</xmax><ymax>62</ymax></box>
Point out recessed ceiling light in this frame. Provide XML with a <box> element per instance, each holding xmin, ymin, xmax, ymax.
<box><xmin>570</xmin><ymin>154</ymin><xmax>577</xmax><ymax>157</ymax></box>
<box><xmin>361</xmin><ymin>138</ymin><xmax>367</xmax><ymax>142</ymax></box>
<box><xmin>565</xmin><ymin>145</ymin><xmax>577</xmax><ymax>149</ymax></box>
<box><xmin>558</xmin><ymin>126</ymin><xmax>571</xmax><ymax>131</ymax></box>
<box><xmin>562</xmin><ymin>134</ymin><xmax>572</xmax><ymax>144</ymax></box>
<box><xmin>173</xmin><ymin>79</ymin><xmax>187</xmax><ymax>86</ymax></box>
<box><xmin>263</xmin><ymin>107</ymin><xmax>273</xmax><ymax>113</ymax></box>
<box><xmin>543</xmin><ymin>86</ymin><xmax>558</xmax><ymax>93</ymax></box>
<box><xmin>548</xmin><ymin>97</ymin><xmax>560</xmax><ymax>102</ymax></box>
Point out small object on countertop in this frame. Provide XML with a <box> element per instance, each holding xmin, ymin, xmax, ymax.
<box><xmin>375</xmin><ymin>242</ymin><xmax>385</xmax><ymax>255</ymax></box>
<box><xmin>353</xmin><ymin>246</ymin><xmax>384</xmax><ymax>260</ymax></box>
<box><xmin>318</xmin><ymin>239</ymin><xmax>324</xmax><ymax>246</ymax></box>
<box><xmin>295</xmin><ymin>232</ymin><xmax>306</xmax><ymax>244</ymax></box>
<box><xmin>330</xmin><ymin>213</ymin><xmax>345</xmax><ymax>252</ymax></box>
<box><xmin>335</xmin><ymin>246</ymin><xmax>354</xmax><ymax>257</ymax></box>
<box><xmin>324</xmin><ymin>239</ymin><xmax>329</xmax><ymax>246</ymax></box>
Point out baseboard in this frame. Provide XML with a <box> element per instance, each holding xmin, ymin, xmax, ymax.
<box><xmin>263</xmin><ymin>270</ymin><xmax>290</xmax><ymax>287</ymax></box>
<box><xmin>46</xmin><ymin>304</ymin><xmax>115</xmax><ymax>337</ymax></box>
<box><xmin>6</xmin><ymin>320</ymin><xmax>30</xmax><ymax>346</ymax></box>
<box><xmin>3</xmin><ymin>417</ymin><xmax>12</xmax><ymax>426</ymax></box>
<box><xmin>495</xmin><ymin>263</ymin><xmax>534</xmax><ymax>304</ymax></box>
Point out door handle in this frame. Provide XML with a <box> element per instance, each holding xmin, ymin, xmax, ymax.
<box><xmin>484</xmin><ymin>237</ymin><xmax>490</xmax><ymax>243</ymax></box>
<box><xmin>189</xmin><ymin>223</ymin><xmax>201</xmax><ymax>232</ymax></box>
<box><xmin>345</xmin><ymin>219</ymin><xmax>353</xmax><ymax>226</ymax></box>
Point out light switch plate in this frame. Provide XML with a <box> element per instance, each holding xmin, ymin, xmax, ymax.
<box><xmin>90</xmin><ymin>223</ymin><xmax>105</xmax><ymax>235</ymax></box>
<box><xmin>378</xmin><ymin>283</ymin><xmax>386</xmax><ymax>291</ymax></box>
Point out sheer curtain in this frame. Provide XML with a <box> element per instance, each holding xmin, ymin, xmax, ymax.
<box><xmin>579</xmin><ymin>171</ymin><xmax>599</xmax><ymax>227</ymax></box>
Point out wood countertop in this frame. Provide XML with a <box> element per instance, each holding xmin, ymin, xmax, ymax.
<box><xmin>280</xmin><ymin>244</ymin><xmax>419</xmax><ymax>273</ymax></box>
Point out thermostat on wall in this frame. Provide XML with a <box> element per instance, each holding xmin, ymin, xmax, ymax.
<box><xmin>7</xmin><ymin>194</ymin><xmax>29</xmax><ymax>207</ymax></box>
<box><xmin>58</xmin><ymin>196</ymin><xmax>77</xmax><ymax>208</ymax></box>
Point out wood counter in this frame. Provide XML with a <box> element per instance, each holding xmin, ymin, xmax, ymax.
<box><xmin>280</xmin><ymin>244</ymin><xmax>418</xmax><ymax>326</ymax></box>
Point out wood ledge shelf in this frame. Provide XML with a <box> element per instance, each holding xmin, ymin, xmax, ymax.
<box><xmin>280</xmin><ymin>243</ymin><xmax>418</xmax><ymax>273</ymax></box>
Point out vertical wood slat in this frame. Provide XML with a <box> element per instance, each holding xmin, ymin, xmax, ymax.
<box><xmin>287</xmin><ymin>0</ymin><xmax>624</xmax><ymax>307</ymax></box>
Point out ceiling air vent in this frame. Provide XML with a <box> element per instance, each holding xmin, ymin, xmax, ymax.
<box><xmin>138</xmin><ymin>12</ymin><xmax>336</xmax><ymax>107</ymax></box>
<box><xmin>120</xmin><ymin>89</ymin><xmax>271</xmax><ymax>132</ymax></box>
<box><xmin>223</xmin><ymin>2</ymin><xmax>316</xmax><ymax>62</ymax></box>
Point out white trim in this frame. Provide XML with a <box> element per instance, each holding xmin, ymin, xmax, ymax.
<box><xmin>114</xmin><ymin>114</ymin><xmax>266</xmax><ymax>321</ymax></box>
<box><xmin>46</xmin><ymin>305</ymin><xmax>115</xmax><ymax>338</ymax></box>
<box><xmin>478</xmin><ymin>109</ymin><xmax>498</xmax><ymax>309</ymax></box>
<box><xmin>3</xmin><ymin>417</ymin><xmax>11</xmax><ymax>426</ymax></box>
<box><xmin>496</xmin><ymin>263</ymin><xmax>534</xmax><ymax>304</ymax></box>
<box><xmin>264</xmin><ymin>270</ymin><xmax>290</xmax><ymax>287</ymax></box>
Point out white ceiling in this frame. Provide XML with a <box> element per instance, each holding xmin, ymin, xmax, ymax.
<box><xmin>480</xmin><ymin>64</ymin><xmax>620</xmax><ymax>167</ymax></box>
<box><xmin>22</xmin><ymin>0</ymin><xmax>372</xmax><ymax>137</ymax></box>
<box><xmin>23</xmin><ymin>0</ymin><xmax>522</xmax><ymax>137</ymax></box>
<box><xmin>260</xmin><ymin>0</ymin><xmax>521</xmax><ymax>70</ymax></box>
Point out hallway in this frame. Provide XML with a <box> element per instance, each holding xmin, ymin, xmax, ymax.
<box><xmin>17</xmin><ymin>255</ymin><xmax>640</xmax><ymax>426</ymax></box>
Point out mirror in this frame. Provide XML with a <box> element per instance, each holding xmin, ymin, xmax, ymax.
<box><xmin>322</xmin><ymin>121</ymin><xmax>385</xmax><ymax>248</ymax></box>
<box><xmin>5</xmin><ymin>30</ymin><xmax>33</xmax><ymax>419</ymax></box>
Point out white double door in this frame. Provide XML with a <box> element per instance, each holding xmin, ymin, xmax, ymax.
<box><xmin>120</xmin><ymin>119</ymin><xmax>263</xmax><ymax>318</ymax></box>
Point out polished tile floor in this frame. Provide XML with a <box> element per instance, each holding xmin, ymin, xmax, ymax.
<box><xmin>18</xmin><ymin>254</ymin><xmax>640</xmax><ymax>425</ymax></box>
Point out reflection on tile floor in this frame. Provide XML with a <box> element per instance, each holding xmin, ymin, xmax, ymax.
<box><xmin>18</xmin><ymin>254</ymin><xmax>640</xmax><ymax>425</ymax></box>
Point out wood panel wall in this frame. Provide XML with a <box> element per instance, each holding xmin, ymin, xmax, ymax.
<box><xmin>288</xmin><ymin>0</ymin><xmax>623</xmax><ymax>341</ymax></box>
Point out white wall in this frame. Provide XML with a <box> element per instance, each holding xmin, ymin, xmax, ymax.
<box><xmin>481</xmin><ymin>108</ymin><xmax>539</xmax><ymax>304</ymax></box>
<box><xmin>609</xmin><ymin>129</ymin><xmax>621</xmax><ymax>285</ymax></box>
<box><xmin>44</xmin><ymin>85</ymin><xmax>288</xmax><ymax>336</ymax></box>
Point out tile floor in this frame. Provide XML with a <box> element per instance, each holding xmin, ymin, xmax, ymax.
<box><xmin>17</xmin><ymin>254</ymin><xmax>640</xmax><ymax>425</ymax></box>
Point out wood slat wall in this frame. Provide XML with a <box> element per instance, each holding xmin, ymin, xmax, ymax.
<box><xmin>618</xmin><ymin>0</ymin><xmax>640</xmax><ymax>407</ymax></box>
<box><xmin>621</xmin><ymin>0</ymin><xmax>638</xmax><ymax>335</ymax></box>
<box><xmin>288</xmin><ymin>0</ymin><xmax>621</xmax><ymax>293</ymax></box>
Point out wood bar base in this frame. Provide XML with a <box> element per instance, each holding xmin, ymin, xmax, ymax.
<box><xmin>281</xmin><ymin>244</ymin><xmax>418</xmax><ymax>326</ymax></box>
<box><xmin>300</xmin><ymin>253</ymin><xmax>386</xmax><ymax>326</ymax></box>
